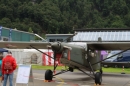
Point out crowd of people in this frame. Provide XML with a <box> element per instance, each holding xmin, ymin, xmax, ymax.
<box><xmin>0</xmin><ymin>51</ymin><xmax>17</xmax><ymax>86</ymax></box>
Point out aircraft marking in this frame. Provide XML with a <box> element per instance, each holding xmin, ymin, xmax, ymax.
<box><xmin>66</xmin><ymin>82</ymin><xmax>79</xmax><ymax>86</ymax></box>
<box><xmin>55</xmin><ymin>76</ymin><xmax>65</xmax><ymax>86</ymax></box>
<box><xmin>34</xmin><ymin>78</ymin><xmax>44</xmax><ymax>80</ymax></box>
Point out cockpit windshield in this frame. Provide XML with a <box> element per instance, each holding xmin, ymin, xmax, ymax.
<box><xmin>107</xmin><ymin>53</ymin><xmax>118</xmax><ymax>59</ymax></box>
<box><xmin>107</xmin><ymin>50</ymin><xmax>121</xmax><ymax>59</ymax></box>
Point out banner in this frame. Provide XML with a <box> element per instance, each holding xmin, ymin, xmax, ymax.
<box><xmin>9</xmin><ymin>28</ymin><xmax>12</xmax><ymax>41</ymax></box>
<box><xmin>0</xmin><ymin>26</ymin><xmax>2</xmax><ymax>40</ymax></box>
<box><xmin>16</xmin><ymin>65</ymin><xmax>33</xmax><ymax>84</ymax></box>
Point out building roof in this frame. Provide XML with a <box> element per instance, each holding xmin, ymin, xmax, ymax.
<box><xmin>73</xmin><ymin>28</ymin><xmax>130</xmax><ymax>42</ymax></box>
<box><xmin>74</xmin><ymin>28</ymin><xmax>130</xmax><ymax>31</ymax></box>
<box><xmin>46</xmin><ymin>34</ymin><xmax>73</xmax><ymax>36</ymax></box>
<box><xmin>2</xmin><ymin>26</ymin><xmax>34</xmax><ymax>35</ymax></box>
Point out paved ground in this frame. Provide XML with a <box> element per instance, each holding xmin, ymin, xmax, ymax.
<box><xmin>1</xmin><ymin>70</ymin><xmax>130</xmax><ymax>86</ymax></box>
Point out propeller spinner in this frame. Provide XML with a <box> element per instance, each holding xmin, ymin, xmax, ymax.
<box><xmin>51</xmin><ymin>42</ymin><xmax>64</xmax><ymax>53</ymax></box>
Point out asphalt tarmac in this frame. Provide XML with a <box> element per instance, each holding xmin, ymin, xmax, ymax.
<box><xmin>2</xmin><ymin>70</ymin><xmax>130</xmax><ymax>86</ymax></box>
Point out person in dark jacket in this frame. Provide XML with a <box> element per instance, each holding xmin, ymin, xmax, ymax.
<box><xmin>2</xmin><ymin>51</ymin><xmax>17</xmax><ymax>86</ymax></box>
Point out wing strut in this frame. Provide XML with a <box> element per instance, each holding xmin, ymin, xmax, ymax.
<box><xmin>29</xmin><ymin>45</ymin><xmax>54</xmax><ymax>59</ymax></box>
<box><xmin>92</xmin><ymin>48</ymin><xmax>130</xmax><ymax>66</ymax></box>
<box><xmin>77</xmin><ymin>67</ymin><xmax>95</xmax><ymax>79</ymax></box>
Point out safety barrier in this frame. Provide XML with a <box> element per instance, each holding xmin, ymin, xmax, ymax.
<box><xmin>42</xmin><ymin>52</ymin><xmax>63</xmax><ymax>66</ymax></box>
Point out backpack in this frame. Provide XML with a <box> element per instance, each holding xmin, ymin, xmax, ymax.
<box><xmin>4</xmin><ymin>60</ymin><xmax>13</xmax><ymax>71</ymax></box>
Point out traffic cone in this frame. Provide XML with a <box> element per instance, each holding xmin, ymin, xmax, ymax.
<box><xmin>121</xmin><ymin>66</ymin><xmax>125</xmax><ymax>74</ymax></box>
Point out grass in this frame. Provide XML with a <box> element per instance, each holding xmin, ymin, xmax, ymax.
<box><xmin>102</xmin><ymin>67</ymin><xmax>130</xmax><ymax>74</ymax></box>
<box><xmin>30</xmin><ymin>65</ymin><xmax>130</xmax><ymax>73</ymax></box>
<box><xmin>31</xmin><ymin>64</ymin><xmax>65</xmax><ymax>70</ymax></box>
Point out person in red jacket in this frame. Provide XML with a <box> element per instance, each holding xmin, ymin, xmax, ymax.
<box><xmin>2</xmin><ymin>51</ymin><xmax>17</xmax><ymax>86</ymax></box>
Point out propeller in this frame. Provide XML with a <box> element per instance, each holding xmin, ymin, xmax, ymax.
<box><xmin>33</xmin><ymin>33</ymin><xmax>76</xmax><ymax>76</ymax></box>
<box><xmin>40</xmin><ymin>41</ymin><xmax>63</xmax><ymax>72</ymax></box>
<box><xmin>45</xmin><ymin>32</ymin><xmax>77</xmax><ymax>53</ymax></box>
<box><xmin>63</xmin><ymin>32</ymin><xmax>77</xmax><ymax>42</ymax></box>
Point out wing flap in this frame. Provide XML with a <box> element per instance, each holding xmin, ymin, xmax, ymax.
<box><xmin>87</xmin><ymin>42</ymin><xmax>130</xmax><ymax>50</ymax></box>
<box><xmin>0</xmin><ymin>41</ymin><xmax>50</xmax><ymax>49</ymax></box>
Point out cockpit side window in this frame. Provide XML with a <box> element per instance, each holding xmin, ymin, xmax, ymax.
<box><xmin>117</xmin><ymin>54</ymin><xmax>123</xmax><ymax>60</ymax></box>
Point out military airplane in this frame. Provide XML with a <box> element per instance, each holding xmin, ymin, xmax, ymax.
<box><xmin>0</xmin><ymin>40</ymin><xmax>130</xmax><ymax>85</ymax></box>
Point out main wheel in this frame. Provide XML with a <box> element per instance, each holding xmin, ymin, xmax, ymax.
<box><xmin>95</xmin><ymin>72</ymin><xmax>102</xmax><ymax>85</ymax></box>
<box><xmin>45</xmin><ymin>69</ymin><xmax>53</xmax><ymax>80</ymax></box>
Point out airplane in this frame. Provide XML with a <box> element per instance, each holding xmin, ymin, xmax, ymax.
<box><xmin>0</xmin><ymin>40</ymin><xmax>130</xmax><ymax>85</ymax></box>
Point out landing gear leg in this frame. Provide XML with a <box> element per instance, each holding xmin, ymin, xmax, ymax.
<box><xmin>100</xmin><ymin>68</ymin><xmax>103</xmax><ymax>74</ymax></box>
<box><xmin>86</xmin><ymin>53</ymin><xmax>102</xmax><ymax>85</ymax></box>
<box><xmin>45</xmin><ymin>52</ymin><xmax>58</xmax><ymax>81</ymax></box>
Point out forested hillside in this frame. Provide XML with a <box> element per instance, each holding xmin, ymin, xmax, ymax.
<box><xmin>0</xmin><ymin>0</ymin><xmax>129</xmax><ymax>35</ymax></box>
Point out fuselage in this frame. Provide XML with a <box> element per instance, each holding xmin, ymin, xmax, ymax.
<box><xmin>51</xmin><ymin>42</ymin><xmax>101</xmax><ymax>71</ymax></box>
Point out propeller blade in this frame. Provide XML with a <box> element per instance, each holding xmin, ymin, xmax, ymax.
<box><xmin>67</xmin><ymin>49</ymin><xmax>70</xmax><ymax>60</ymax></box>
<box><xmin>63</xmin><ymin>46</ymin><xmax>72</xmax><ymax>50</ymax></box>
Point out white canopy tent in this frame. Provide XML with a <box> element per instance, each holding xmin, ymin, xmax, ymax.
<box><xmin>4</xmin><ymin>49</ymin><xmax>53</xmax><ymax>65</ymax></box>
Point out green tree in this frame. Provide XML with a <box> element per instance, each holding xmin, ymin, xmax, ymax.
<box><xmin>28</xmin><ymin>27</ymin><xmax>33</xmax><ymax>33</ymax></box>
<box><xmin>0</xmin><ymin>0</ymin><xmax>130</xmax><ymax>35</ymax></box>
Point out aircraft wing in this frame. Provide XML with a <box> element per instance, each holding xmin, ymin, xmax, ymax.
<box><xmin>0</xmin><ymin>41</ymin><xmax>50</xmax><ymax>49</ymax></box>
<box><xmin>87</xmin><ymin>42</ymin><xmax>130</xmax><ymax>50</ymax></box>
<box><xmin>0</xmin><ymin>41</ymin><xmax>130</xmax><ymax>50</ymax></box>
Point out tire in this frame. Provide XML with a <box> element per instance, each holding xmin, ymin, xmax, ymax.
<box><xmin>95</xmin><ymin>72</ymin><xmax>102</xmax><ymax>85</ymax></box>
<box><xmin>45</xmin><ymin>69</ymin><xmax>53</xmax><ymax>80</ymax></box>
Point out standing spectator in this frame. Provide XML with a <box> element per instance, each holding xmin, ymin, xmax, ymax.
<box><xmin>2</xmin><ymin>51</ymin><xmax>17</xmax><ymax>86</ymax></box>
<box><xmin>0</xmin><ymin>52</ymin><xmax>3</xmax><ymax>82</ymax></box>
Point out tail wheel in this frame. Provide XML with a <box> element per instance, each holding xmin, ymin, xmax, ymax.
<box><xmin>95</xmin><ymin>72</ymin><xmax>102</xmax><ymax>85</ymax></box>
<box><xmin>45</xmin><ymin>69</ymin><xmax>53</xmax><ymax>80</ymax></box>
